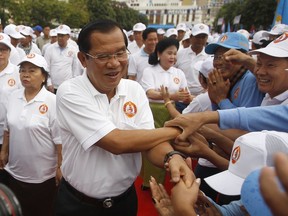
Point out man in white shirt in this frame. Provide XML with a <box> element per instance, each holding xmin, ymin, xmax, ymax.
<box><xmin>127</xmin><ymin>23</ymin><xmax>146</xmax><ymax>54</ymax></box>
<box><xmin>44</xmin><ymin>24</ymin><xmax>83</xmax><ymax>93</ymax></box>
<box><xmin>175</xmin><ymin>23</ymin><xmax>210</xmax><ymax>112</ymax></box>
<box><xmin>127</xmin><ymin>28</ymin><xmax>158</xmax><ymax>83</ymax></box>
<box><xmin>18</xmin><ymin>26</ymin><xmax>41</xmax><ymax>55</ymax></box>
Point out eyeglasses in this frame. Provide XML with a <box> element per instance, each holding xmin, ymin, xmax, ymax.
<box><xmin>85</xmin><ymin>49</ymin><xmax>130</xmax><ymax>64</ymax></box>
<box><xmin>0</xmin><ymin>48</ymin><xmax>9</xmax><ymax>54</ymax></box>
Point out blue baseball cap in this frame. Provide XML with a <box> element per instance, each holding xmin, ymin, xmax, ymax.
<box><xmin>33</xmin><ymin>25</ymin><xmax>43</xmax><ymax>32</ymax></box>
<box><xmin>205</xmin><ymin>32</ymin><xmax>249</xmax><ymax>54</ymax></box>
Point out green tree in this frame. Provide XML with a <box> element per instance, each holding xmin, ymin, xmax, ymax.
<box><xmin>87</xmin><ymin>0</ymin><xmax>116</xmax><ymax>21</ymax></box>
<box><xmin>214</xmin><ymin>0</ymin><xmax>277</xmax><ymax>32</ymax></box>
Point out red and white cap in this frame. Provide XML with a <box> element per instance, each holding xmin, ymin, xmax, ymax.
<box><xmin>0</xmin><ymin>33</ymin><xmax>13</xmax><ymax>50</ymax></box>
<box><xmin>3</xmin><ymin>24</ymin><xmax>25</xmax><ymax>39</ymax></box>
<box><xmin>18</xmin><ymin>53</ymin><xmax>48</xmax><ymax>72</ymax></box>
<box><xmin>204</xmin><ymin>130</ymin><xmax>288</xmax><ymax>196</ymax></box>
<box><xmin>191</xmin><ymin>23</ymin><xmax>209</xmax><ymax>36</ymax></box>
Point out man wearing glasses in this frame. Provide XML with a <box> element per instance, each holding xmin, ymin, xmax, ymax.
<box><xmin>54</xmin><ymin>20</ymin><xmax>194</xmax><ymax>216</ymax></box>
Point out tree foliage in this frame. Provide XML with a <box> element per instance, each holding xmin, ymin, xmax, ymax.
<box><xmin>214</xmin><ymin>0</ymin><xmax>277</xmax><ymax>32</ymax></box>
<box><xmin>0</xmin><ymin>0</ymin><xmax>147</xmax><ymax>29</ymax></box>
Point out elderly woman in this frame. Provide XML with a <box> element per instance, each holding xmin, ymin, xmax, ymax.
<box><xmin>0</xmin><ymin>53</ymin><xmax>62</xmax><ymax>216</ymax></box>
<box><xmin>0</xmin><ymin>33</ymin><xmax>22</xmax><ymax>149</ymax></box>
<box><xmin>140</xmin><ymin>38</ymin><xmax>191</xmax><ymax>189</ymax></box>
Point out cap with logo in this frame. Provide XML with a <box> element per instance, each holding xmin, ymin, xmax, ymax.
<box><xmin>267</xmin><ymin>23</ymin><xmax>288</xmax><ymax>36</ymax></box>
<box><xmin>18</xmin><ymin>53</ymin><xmax>48</xmax><ymax>72</ymax></box>
<box><xmin>0</xmin><ymin>33</ymin><xmax>13</xmax><ymax>50</ymax></box>
<box><xmin>3</xmin><ymin>24</ymin><xmax>25</xmax><ymax>39</ymax></box>
<box><xmin>133</xmin><ymin>23</ymin><xmax>146</xmax><ymax>32</ymax></box>
<box><xmin>252</xmin><ymin>30</ymin><xmax>270</xmax><ymax>45</ymax></box>
<box><xmin>157</xmin><ymin>28</ymin><xmax>165</xmax><ymax>35</ymax></box>
<box><xmin>49</xmin><ymin>29</ymin><xmax>57</xmax><ymax>37</ymax></box>
<box><xmin>165</xmin><ymin>28</ymin><xmax>178</xmax><ymax>38</ymax></box>
<box><xmin>241</xmin><ymin>131</ymin><xmax>288</xmax><ymax>216</ymax></box>
<box><xmin>176</xmin><ymin>23</ymin><xmax>187</xmax><ymax>32</ymax></box>
<box><xmin>57</xmin><ymin>24</ymin><xmax>71</xmax><ymax>35</ymax></box>
<box><xmin>191</xmin><ymin>23</ymin><xmax>209</xmax><ymax>36</ymax></box>
<box><xmin>194</xmin><ymin>56</ymin><xmax>214</xmax><ymax>78</ymax></box>
<box><xmin>204</xmin><ymin>130</ymin><xmax>288</xmax><ymax>196</ymax></box>
<box><xmin>237</xmin><ymin>29</ymin><xmax>250</xmax><ymax>40</ymax></box>
<box><xmin>19</xmin><ymin>26</ymin><xmax>35</xmax><ymax>38</ymax></box>
<box><xmin>249</xmin><ymin>32</ymin><xmax>288</xmax><ymax>57</ymax></box>
<box><xmin>205</xmin><ymin>32</ymin><xmax>249</xmax><ymax>54</ymax></box>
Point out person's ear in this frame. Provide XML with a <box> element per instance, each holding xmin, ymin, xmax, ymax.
<box><xmin>78</xmin><ymin>52</ymin><xmax>87</xmax><ymax>68</ymax></box>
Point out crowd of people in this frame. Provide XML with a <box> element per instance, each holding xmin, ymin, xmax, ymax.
<box><xmin>0</xmin><ymin>18</ymin><xmax>287</xmax><ymax>216</ymax></box>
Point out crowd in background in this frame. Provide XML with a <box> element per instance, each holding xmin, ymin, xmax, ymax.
<box><xmin>0</xmin><ymin>19</ymin><xmax>287</xmax><ymax>216</ymax></box>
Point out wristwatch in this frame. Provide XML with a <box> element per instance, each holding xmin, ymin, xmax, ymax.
<box><xmin>164</xmin><ymin>151</ymin><xmax>187</xmax><ymax>164</ymax></box>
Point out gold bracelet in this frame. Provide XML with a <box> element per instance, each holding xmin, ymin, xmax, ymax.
<box><xmin>164</xmin><ymin>101</ymin><xmax>172</xmax><ymax>107</ymax></box>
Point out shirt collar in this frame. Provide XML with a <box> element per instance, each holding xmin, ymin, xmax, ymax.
<box><xmin>18</xmin><ymin>86</ymin><xmax>48</xmax><ymax>102</ymax></box>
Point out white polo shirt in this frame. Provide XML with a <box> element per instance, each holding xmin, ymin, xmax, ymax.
<box><xmin>141</xmin><ymin>64</ymin><xmax>188</xmax><ymax>103</ymax></box>
<box><xmin>175</xmin><ymin>46</ymin><xmax>208</xmax><ymax>95</ymax></box>
<box><xmin>4</xmin><ymin>87</ymin><xmax>61</xmax><ymax>183</ymax></box>
<box><xmin>127</xmin><ymin>48</ymin><xmax>150</xmax><ymax>83</ymax></box>
<box><xmin>182</xmin><ymin>92</ymin><xmax>212</xmax><ymax>114</ymax></box>
<box><xmin>0</xmin><ymin>63</ymin><xmax>22</xmax><ymax>144</ymax></box>
<box><xmin>44</xmin><ymin>43</ymin><xmax>83</xmax><ymax>89</ymax></box>
<box><xmin>127</xmin><ymin>40</ymin><xmax>143</xmax><ymax>54</ymax></box>
<box><xmin>56</xmin><ymin>72</ymin><xmax>154</xmax><ymax>199</ymax></box>
<box><xmin>261</xmin><ymin>90</ymin><xmax>288</xmax><ymax>106</ymax></box>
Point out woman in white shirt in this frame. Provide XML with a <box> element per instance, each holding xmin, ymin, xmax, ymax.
<box><xmin>141</xmin><ymin>38</ymin><xmax>191</xmax><ymax>189</ymax></box>
<box><xmin>0</xmin><ymin>53</ymin><xmax>62</xmax><ymax>216</ymax></box>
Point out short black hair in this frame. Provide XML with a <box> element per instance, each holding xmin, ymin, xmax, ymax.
<box><xmin>142</xmin><ymin>28</ymin><xmax>157</xmax><ymax>41</ymax></box>
<box><xmin>78</xmin><ymin>19</ymin><xmax>128</xmax><ymax>53</ymax></box>
<box><xmin>148</xmin><ymin>38</ymin><xmax>179</xmax><ymax>65</ymax></box>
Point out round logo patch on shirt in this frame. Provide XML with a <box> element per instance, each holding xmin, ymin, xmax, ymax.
<box><xmin>233</xmin><ymin>87</ymin><xmax>240</xmax><ymax>99</ymax></box>
<box><xmin>27</xmin><ymin>53</ymin><xmax>36</xmax><ymax>58</ymax></box>
<box><xmin>173</xmin><ymin>77</ymin><xmax>180</xmax><ymax>84</ymax></box>
<box><xmin>67</xmin><ymin>51</ymin><xmax>73</xmax><ymax>57</ymax></box>
<box><xmin>231</xmin><ymin>146</ymin><xmax>241</xmax><ymax>164</ymax></box>
<box><xmin>39</xmin><ymin>104</ymin><xmax>48</xmax><ymax>114</ymax></box>
<box><xmin>123</xmin><ymin>101</ymin><xmax>137</xmax><ymax>118</ymax></box>
<box><xmin>7</xmin><ymin>79</ymin><xmax>16</xmax><ymax>87</ymax></box>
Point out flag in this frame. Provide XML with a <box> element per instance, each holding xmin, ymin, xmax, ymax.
<box><xmin>273</xmin><ymin>0</ymin><xmax>288</xmax><ymax>25</ymax></box>
<box><xmin>227</xmin><ymin>22</ymin><xmax>231</xmax><ymax>32</ymax></box>
<box><xmin>221</xmin><ymin>20</ymin><xmax>226</xmax><ymax>33</ymax></box>
<box><xmin>233</xmin><ymin>15</ymin><xmax>241</xmax><ymax>24</ymax></box>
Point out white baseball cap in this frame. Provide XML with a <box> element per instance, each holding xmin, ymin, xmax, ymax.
<box><xmin>252</xmin><ymin>30</ymin><xmax>270</xmax><ymax>45</ymax></box>
<box><xmin>57</xmin><ymin>24</ymin><xmax>71</xmax><ymax>35</ymax></box>
<box><xmin>19</xmin><ymin>26</ymin><xmax>35</xmax><ymax>37</ymax></box>
<box><xmin>127</xmin><ymin>30</ymin><xmax>134</xmax><ymax>37</ymax></box>
<box><xmin>0</xmin><ymin>33</ymin><xmax>13</xmax><ymax>50</ymax></box>
<box><xmin>191</xmin><ymin>23</ymin><xmax>209</xmax><ymax>36</ymax></box>
<box><xmin>4</xmin><ymin>24</ymin><xmax>25</xmax><ymax>39</ymax></box>
<box><xmin>182</xmin><ymin>30</ymin><xmax>191</xmax><ymax>41</ymax></box>
<box><xmin>241</xmin><ymin>131</ymin><xmax>288</xmax><ymax>216</ymax></box>
<box><xmin>49</xmin><ymin>29</ymin><xmax>57</xmax><ymax>37</ymax></box>
<box><xmin>194</xmin><ymin>56</ymin><xmax>214</xmax><ymax>78</ymax></box>
<box><xmin>165</xmin><ymin>28</ymin><xmax>178</xmax><ymax>38</ymax></box>
<box><xmin>249</xmin><ymin>32</ymin><xmax>288</xmax><ymax>57</ymax></box>
<box><xmin>267</xmin><ymin>23</ymin><xmax>288</xmax><ymax>35</ymax></box>
<box><xmin>133</xmin><ymin>23</ymin><xmax>146</xmax><ymax>32</ymax></box>
<box><xmin>204</xmin><ymin>130</ymin><xmax>288</xmax><ymax>196</ymax></box>
<box><xmin>237</xmin><ymin>29</ymin><xmax>250</xmax><ymax>39</ymax></box>
<box><xmin>157</xmin><ymin>28</ymin><xmax>165</xmax><ymax>35</ymax></box>
<box><xmin>176</xmin><ymin>23</ymin><xmax>187</xmax><ymax>32</ymax></box>
<box><xmin>18</xmin><ymin>53</ymin><xmax>48</xmax><ymax>72</ymax></box>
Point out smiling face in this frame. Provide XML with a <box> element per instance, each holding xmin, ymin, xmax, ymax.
<box><xmin>213</xmin><ymin>47</ymin><xmax>242</xmax><ymax>80</ymax></box>
<box><xmin>78</xmin><ymin>28</ymin><xmax>128</xmax><ymax>100</ymax></box>
<box><xmin>255</xmin><ymin>53</ymin><xmax>288</xmax><ymax>97</ymax></box>
<box><xmin>158</xmin><ymin>45</ymin><xmax>177</xmax><ymax>70</ymax></box>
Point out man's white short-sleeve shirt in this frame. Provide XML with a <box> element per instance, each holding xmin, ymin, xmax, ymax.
<box><xmin>175</xmin><ymin>46</ymin><xmax>208</xmax><ymax>95</ymax></box>
<box><xmin>56</xmin><ymin>72</ymin><xmax>154</xmax><ymax>198</ymax></box>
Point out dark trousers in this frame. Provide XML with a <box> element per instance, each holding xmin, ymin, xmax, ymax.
<box><xmin>6</xmin><ymin>173</ymin><xmax>57</xmax><ymax>216</ymax></box>
<box><xmin>54</xmin><ymin>179</ymin><xmax>138</xmax><ymax>216</ymax></box>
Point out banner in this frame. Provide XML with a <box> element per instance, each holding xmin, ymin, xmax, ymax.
<box><xmin>233</xmin><ymin>15</ymin><xmax>241</xmax><ymax>24</ymax></box>
<box><xmin>217</xmin><ymin>17</ymin><xmax>224</xmax><ymax>26</ymax></box>
<box><xmin>273</xmin><ymin>0</ymin><xmax>288</xmax><ymax>25</ymax></box>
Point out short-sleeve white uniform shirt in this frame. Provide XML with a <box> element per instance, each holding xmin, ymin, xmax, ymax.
<box><xmin>56</xmin><ymin>72</ymin><xmax>154</xmax><ymax>198</ymax></box>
